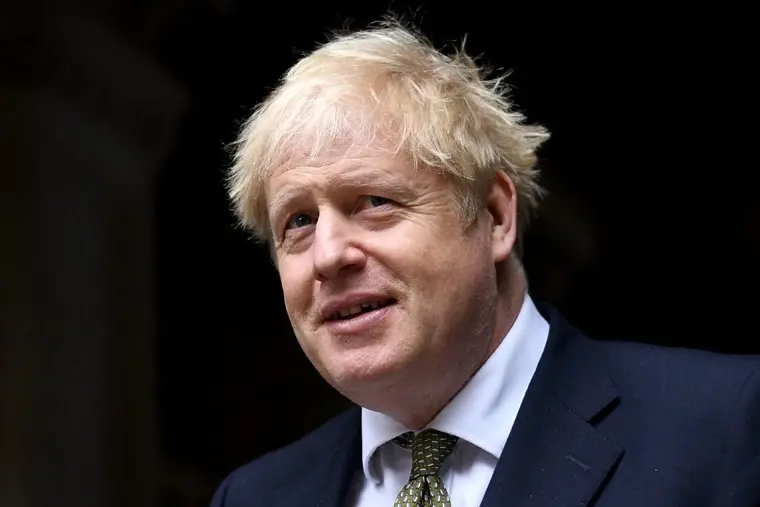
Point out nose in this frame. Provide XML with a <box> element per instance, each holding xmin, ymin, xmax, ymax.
<box><xmin>312</xmin><ymin>211</ymin><xmax>367</xmax><ymax>282</ymax></box>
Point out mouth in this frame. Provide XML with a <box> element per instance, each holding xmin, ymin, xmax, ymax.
<box><xmin>325</xmin><ymin>299</ymin><xmax>397</xmax><ymax>321</ymax></box>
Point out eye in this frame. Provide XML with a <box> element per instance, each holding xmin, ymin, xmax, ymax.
<box><xmin>365</xmin><ymin>195</ymin><xmax>392</xmax><ymax>208</ymax></box>
<box><xmin>285</xmin><ymin>213</ymin><xmax>315</xmax><ymax>231</ymax></box>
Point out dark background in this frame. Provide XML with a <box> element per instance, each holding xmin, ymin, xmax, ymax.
<box><xmin>3</xmin><ymin>1</ymin><xmax>757</xmax><ymax>506</ymax></box>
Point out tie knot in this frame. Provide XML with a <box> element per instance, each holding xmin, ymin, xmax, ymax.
<box><xmin>393</xmin><ymin>429</ymin><xmax>459</xmax><ymax>479</ymax></box>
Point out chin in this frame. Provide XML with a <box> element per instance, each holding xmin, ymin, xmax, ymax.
<box><xmin>327</xmin><ymin>353</ymin><xmax>411</xmax><ymax>395</ymax></box>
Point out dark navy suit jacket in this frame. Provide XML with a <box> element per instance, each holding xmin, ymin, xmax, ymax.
<box><xmin>210</xmin><ymin>306</ymin><xmax>760</xmax><ymax>506</ymax></box>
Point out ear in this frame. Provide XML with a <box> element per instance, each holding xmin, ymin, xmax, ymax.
<box><xmin>486</xmin><ymin>171</ymin><xmax>518</xmax><ymax>263</ymax></box>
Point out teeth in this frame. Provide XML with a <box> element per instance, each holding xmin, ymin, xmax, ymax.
<box><xmin>333</xmin><ymin>301</ymin><xmax>386</xmax><ymax>320</ymax></box>
<box><xmin>338</xmin><ymin>305</ymin><xmax>362</xmax><ymax>318</ymax></box>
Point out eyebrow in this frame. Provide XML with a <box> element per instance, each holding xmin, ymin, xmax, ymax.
<box><xmin>269</xmin><ymin>186</ymin><xmax>310</xmax><ymax>225</ymax></box>
<box><xmin>328</xmin><ymin>170</ymin><xmax>414</xmax><ymax>198</ymax></box>
<box><xmin>269</xmin><ymin>168</ymin><xmax>416</xmax><ymax>220</ymax></box>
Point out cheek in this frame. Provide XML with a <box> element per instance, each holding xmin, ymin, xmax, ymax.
<box><xmin>278</xmin><ymin>261</ymin><xmax>313</xmax><ymax>319</ymax></box>
<box><xmin>416</xmin><ymin>232</ymin><xmax>493</xmax><ymax>301</ymax></box>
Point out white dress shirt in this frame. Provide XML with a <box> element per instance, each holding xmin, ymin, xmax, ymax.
<box><xmin>346</xmin><ymin>293</ymin><xmax>550</xmax><ymax>507</ymax></box>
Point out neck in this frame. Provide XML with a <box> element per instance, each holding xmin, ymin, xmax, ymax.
<box><xmin>383</xmin><ymin>258</ymin><xmax>527</xmax><ymax>429</ymax></box>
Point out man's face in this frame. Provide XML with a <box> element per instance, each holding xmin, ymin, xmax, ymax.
<box><xmin>266</xmin><ymin>148</ymin><xmax>504</xmax><ymax>407</ymax></box>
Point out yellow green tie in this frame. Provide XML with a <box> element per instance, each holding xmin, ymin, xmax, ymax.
<box><xmin>392</xmin><ymin>429</ymin><xmax>459</xmax><ymax>507</ymax></box>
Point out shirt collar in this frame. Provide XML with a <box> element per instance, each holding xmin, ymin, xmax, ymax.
<box><xmin>360</xmin><ymin>293</ymin><xmax>550</xmax><ymax>482</ymax></box>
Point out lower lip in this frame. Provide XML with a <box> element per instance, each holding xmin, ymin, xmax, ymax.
<box><xmin>324</xmin><ymin>304</ymin><xmax>395</xmax><ymax>334</ymax></box>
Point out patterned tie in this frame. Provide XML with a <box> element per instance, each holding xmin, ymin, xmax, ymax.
<box><xmin>392</xmin><ymin>429</ymin><xmax>459</xmax><ymax>507</ymax></box>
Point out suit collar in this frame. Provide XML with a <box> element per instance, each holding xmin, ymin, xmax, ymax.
<box><xmin>533</xmin><ymin>303</ymin><xmax>620</xmax><ymax>422</ymax></box>
<box><xmin>479</xmin><ymin>303</ymin><xmax>624</xmax><ymax>507</ymax></box>
<box><xmin>317</xmin><ymin>408</ymin><xmax>362</xmax><ymax>507</ymax></box>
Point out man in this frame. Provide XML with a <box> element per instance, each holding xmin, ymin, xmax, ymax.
<box><xmin>210</xmin><ymin>19</ymin><xmax>760</xmax><ymax>507</ymax></box>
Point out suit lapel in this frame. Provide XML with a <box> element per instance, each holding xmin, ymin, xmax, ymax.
<box><xmin>480</xmin><ymin>306</ymin><xmax>624</xmax><ymax>507</ymax></box>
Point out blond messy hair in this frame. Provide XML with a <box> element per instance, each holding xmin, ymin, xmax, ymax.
<box><xmin>227</xmin><ymin>18</ymin><xmax>550</xmax><ymax>244</ymax></box>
